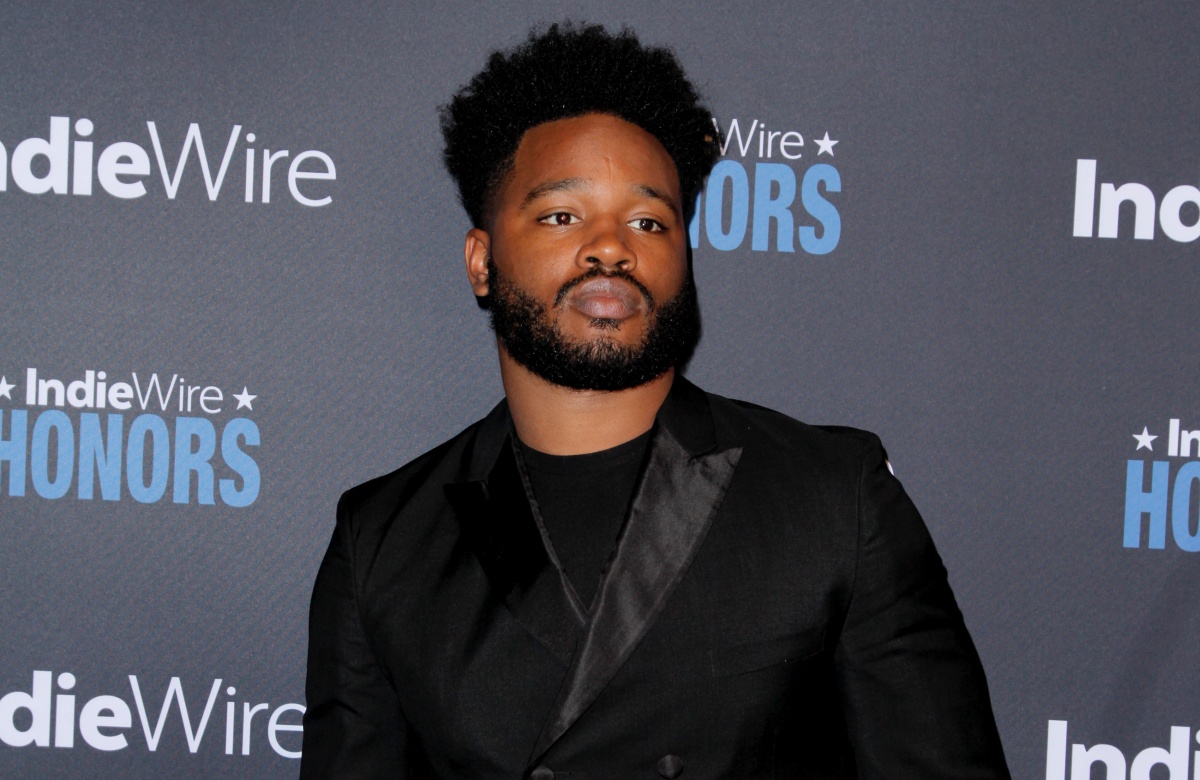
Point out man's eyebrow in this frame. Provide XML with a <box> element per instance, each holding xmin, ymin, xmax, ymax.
<box><xmin>634</xmin><ymin>184</ymin><xmax>680</xmax><ymax>219</ymax></box>
<box><xmin>519</xmin><ymin>178</ymin><xmax>680</xmax><ymax>219</ymax></box>
<box><xmin>520</xmin><ymin>178</ymin><xmax>587</xmax><ymax>209</ymax></box>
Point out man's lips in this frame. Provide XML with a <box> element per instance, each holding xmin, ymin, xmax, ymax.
<box><xmin>563</xmin><ymin>276</ymin><xmax>646</xmax><ymax>320</ymax></box>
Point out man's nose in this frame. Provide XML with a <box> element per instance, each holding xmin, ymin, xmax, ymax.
<box><xmin>577</xmin><ymin>219</ymin><xmax>636</xmax><ymax>272</ymax></box>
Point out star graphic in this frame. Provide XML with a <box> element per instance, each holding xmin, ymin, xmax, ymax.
<box><xmin>0</xmin><ymin>376</ymin><xmax>13</xmax><ymax>401</ymax></box>
<box><xmin>1133</xmin><ymin>426</ymin><xmax>1157</xmax><ymax>451</ymax></box>
<box><xmin>814</xmin><ymin>131</ymin><xmax>838</xmax><ymax>156</ymax></box>
<box><xmin>233</xmin><ymin>387</ymin><xmax>257</xmax><ymax>411</ymax></box>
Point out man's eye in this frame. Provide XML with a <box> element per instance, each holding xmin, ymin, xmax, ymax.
<box><xmin>630</xmin><ymin>217</ymin><xmax>666</xmax><ymax>233</ymax></box>
<box><xmin>539</xmin><ymin>212</ymin><xmax>579</xmax><ymax>226</ymax></box>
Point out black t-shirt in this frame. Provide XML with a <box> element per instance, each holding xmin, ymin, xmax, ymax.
<box><xmin>519</xmin><ymin>429</ymin><xmax>652</xmax><ymax>609</ymax></box>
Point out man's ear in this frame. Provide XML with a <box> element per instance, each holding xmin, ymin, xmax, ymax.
<box><xmin>464</xmin><ymin>228</ymin><xmax>492</xmax><ymax>297</ymax></box>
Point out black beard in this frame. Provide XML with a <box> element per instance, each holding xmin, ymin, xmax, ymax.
<box><xmin>485</xmin><ymin>259</ymin><xmax>701</xmax><ymax>391</ymax></box>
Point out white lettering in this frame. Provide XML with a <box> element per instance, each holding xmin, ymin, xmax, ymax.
<box><xmin>131</xmin><ymin>373</ymin><xmax>178</xmax><ymax>412</ymax></box>
<box><xmin>128</xmin><ymin>675</ymin><xmax>222</xmax><ymax>753</ymax></box>
<box><xmin>67</xmin><ymin>370</ymin><xmax>95</xmax><ymax>408</ymax></box>
<box><xmin>1047</xmin><ymin>719</ymin><xmax>1068</xmax><ymax>780</ymax></box>
<box><xmin>244</xmin><ymin>146</ymin><xmax>256</xmax><ymax>202</ymax></box>
<box><xmin>146</xmin><ymin>122</ymin><xmax>242</xmax><ymax>200</ymax></box>
<box><xmin>1159</xmin><ymin>185</ymin><xmax>1200</xmax><ymax>243</ymax></box>
<box><xmin>288</xmin><ymin>150</ymin><xmax>336</xmax><ymax>207</ymax></box>
<box><xmin>1051</xmin><ymin>721</ymin><xmax>1195</xmax><ymax>780</ymax></box>
<box><xmin>267</xmin><ymin>703</ymin><xmax>304</xmax><ymax>759</ymax></box>
<box><xmin>97</xmin><ymin>142</ymin><xmax>151</xmax><ymax>199</ymax></box>
<box><xmin>779</xmin><ymin>131</ymin><xmax>803</xmax><ymax>160</ymax></box>
<box><xmin>78</xmin><ymin>695</ymin><xmax>131</xmax><ymax>751</ymax></box>
<box><xmin>225</xmin><ymin>699</ymin><xmax>236</xmax><ymax>754</ymax></box>
<box><xmin>718</xmin><ymin>118</ymin><xmax>758</xmax><ymax>157</ymax></box>
<box><xmin>261</xmin><ymin>149</ymin><xmax>289</xmax><ymax>203</ymax></box>
<box><xmin>1072</xmin><ymin>742</ymin><xmax>1125</xmax><ymax>779</ymax></box>
<box><xmin>1073</xmin><ymin>159</ymin><xmax>1097</xmax><ymax>237</ymax></box>
<box><xmin>0</xmin><ymin>670</ymin><xmax>51</xmax><ymax>747</ymax></box>
<box><xmin>1129</xmin><ymin>726</ymin><xmax>1189</xmax><ymax>779</ymax></box>
<box><xmin>199</xmin><ymin>386</ymin><xmax>223</xmax><ymax>414</ymax></box>
<box><xmin>72</xmin><ymin>118</ymin><xmax>95</xmax><ymax>196</ymax></box>
<box><xmin>54</xmin><ymin>671</ymin><xmax>76</xmax><ymax>748</ymax></box>
<box><xmin>1074</xmin><ymin>161</ymin><xmax>1200</xmax><ymax>243</ymax></box>
<box><xmin>38</xmin><ymin>377</ymin><xmax>65</xmax><ymax>407</ymax></box>
<box><xmin>0</xmin><ymin>118</ymin><xmax>335</xmax><ymax>205</ymax></box>
<box><xmin>11</xmin><ymin>117</ymin><xmax>69</xmax><ymax>195</ymax></box>
<box><xmin>1099</xmin><ymin>181</ymin><xmax>1156</xmax><ymax>240</ymax></box>
<box><xmin>241</xmin><ymin>702</ymin><xmax>269</xmax><ymax>756</ymax></box>
<box><xmin>1181</xmin><ymin>429</ymin><xmax>1200</xmax><ymax>459</ymax></box>
<box><xmin>108</xmin><ymin>382</ymin><xmax>133</xmax><ymax>410</ymax></box>
<box><xmin>0</xmin><ymin>671</ymin><xmax>303</xmax><ymax>757</ymax></box>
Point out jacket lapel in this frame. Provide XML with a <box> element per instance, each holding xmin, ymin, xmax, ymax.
<box><xmin>529</xmin><ymin>378</ymin><xmax>742</xmax><ymax>762</ymax></box>
<box><xmin>444</xmin><ymin>402</ymin><xmax>587</xmax><ymax>669</ymax></box>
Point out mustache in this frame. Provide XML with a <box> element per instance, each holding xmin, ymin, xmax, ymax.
<box><xmin>552</xmin><ymin>267</ymin><xmax>656</xmax><ymax>312</ymax></box>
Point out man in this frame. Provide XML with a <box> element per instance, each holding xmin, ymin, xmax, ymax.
<box><xmin>302</xmin><ymin>23</ymin><xmax>1010</xmax><ymax>779</ymax></box>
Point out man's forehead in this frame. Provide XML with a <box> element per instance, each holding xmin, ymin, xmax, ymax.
<box><xmin>511</xmin><ymin>116</ymin><xmax>679</xmax><ymax>181</ymax></box>
<box><xmin>518</xmin><ymin>177</ymin><xmax>680</xmax><ymax>217</ymax></box>
<box><xmin>517</xmin><ymin>114</ymin><xmax>674</xmax><ymax>163</ymax></box>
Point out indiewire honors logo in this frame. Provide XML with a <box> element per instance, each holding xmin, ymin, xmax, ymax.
<box><xmin>0</xmin><ymin>671</ymin><xmax>303</xmax><ymax>759</ymax></box>
<box><xmin>1124</xmin><ymin>420</ymin><xmax>1200</xmax><ymax>551</ymax></box>
<box><xmin>690</xmin><ymin>117</ymin><xmax>841</xmax><ymax>256</ymax></box>
<box><xmin>1046</xmin><ymin>720</ymin><xmax>1200</xmax><ymax>780</ymax></box>
<box><xmin>1073</xmin><ymin>159</ymin><xmax>1200</xmax><ymax>242</ymax></box>
<box><xmin>0</xmin><ymin>368</ymin><xmax>259</xmax><ymax>507</ymax></box>
<box><xmin>0</xmin><ymin>116</ymin><xmax>336</xmax><ymax>206</ymax></box>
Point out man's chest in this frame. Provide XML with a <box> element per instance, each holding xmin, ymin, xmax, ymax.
<box><xmin>356</xmin><ymin>485</ymin><xmax>856</xmax><ymax>775</ymax></box>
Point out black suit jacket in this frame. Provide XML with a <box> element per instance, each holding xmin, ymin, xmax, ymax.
<box><xmin>301</xmin><ymin>378</ymin><xmax>1010</xmax><ymax>778</ymax></box>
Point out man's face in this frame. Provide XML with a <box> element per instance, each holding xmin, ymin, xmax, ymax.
<box><xmin>466</xmin><ymin>113</ymin><xmax>699</xmax><ymax>391</ymax></box>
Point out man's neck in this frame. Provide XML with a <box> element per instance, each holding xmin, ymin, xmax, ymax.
<box><xmin>498</xmin><ymin>348</ymin><xmax>673</xmax><ymax>456</ymax></box>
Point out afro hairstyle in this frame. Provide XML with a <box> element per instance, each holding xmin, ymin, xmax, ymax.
<box><xmin>440</xmin><ymin>22</ymin><xmax>721</xmax><ymax>228</ymax></box>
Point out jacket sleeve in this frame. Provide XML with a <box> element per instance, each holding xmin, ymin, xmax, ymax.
<box><xmin>300</xmin><ymin>494</ymin><xmax>414</xmax><ymax>778</ymax></box>
<box><xmin>833</xmin><ymin>435</ymin><xmax>1011</xmax><ymax>779</ymax></box>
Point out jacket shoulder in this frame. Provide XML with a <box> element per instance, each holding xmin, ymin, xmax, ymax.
<box><xmin>705</xmin><ymin>390</ymin><xmax>885</xmax><ymax>466</ymax></box>
<box><xmin>337</xmin><ymin>416</ymin><xmax>485</xmax><ymax>525</ymax></box>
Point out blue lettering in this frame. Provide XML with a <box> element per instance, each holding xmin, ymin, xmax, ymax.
<box><xmin>752</xmin><ymin>163</ymin><xmax>796</xmax><ymax>252</ymax></box>
<box><xmin>0</xmin><ymin>410</ymin><xmax>27</xmax><ymax>496</ymax></box>
<box><xmin>78</xmin><ymin>413</ymin><xmax>123</xmax><ymax>501</ymax></box>
<box><xmin>1171</xmin><ymin>461</ymin><xmax>1200</xmax><ymax>552</ymax></box>
<box><xmin>173</xmin><ymin>417</ymin><xmax>216</xmax><ymax>505</ymax></box>
<box><xmin>688</xmin><ymin>193</ymin><xmax>701</xmax><ymax>249</ymax></box>
<box><xmin>1125</xmin><ymin>460</ymin><xmax>1169</xmax><ymax>548</ymax></box>
<box><xmin>220</xmin><ymin>418</ymin><xmax>260</xmax><ymax>507</ymax></box>
<box><xmin>0</xmin><ymin>409</ymin><xmax>260</xmax><ymax>507</ymax></box>
<box><xmin>799</xmin><ymin>164</ymin><xmax>841</xmax><ymax>255</ymax></box>
<box><xmin>127</xmin><ymin>414</ymin><xmax>170</xmax><ymax>503</ymax></box>
<box><xmin>30</xmin><ymin>410</ymin><xmax>73</xmax><ymax>499</ymax></box>
<box><xmin>705</xmin><ymin>160</ymin><xmax>749</xmax><ymax>251</ymax></box>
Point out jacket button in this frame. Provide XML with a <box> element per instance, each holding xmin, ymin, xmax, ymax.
<box><xmin>529</xmin><ymin>766</ymin><xmax>555</xmax><ymax>780</ymax></box>
<box><xmin>658</xmin><ymin>754</ymin><xmax>684</xmax><ymax>778</ymax></box>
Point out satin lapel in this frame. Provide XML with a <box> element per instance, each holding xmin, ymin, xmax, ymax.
<box><xmin>445</xmin><ymin>433</ymin><xmax>586</xmax><ymax>669</ymax></box>
<box><xmin>529</xmin><ymin>424</ymin><xmax>742</xmax><ymax>761</ymax></box>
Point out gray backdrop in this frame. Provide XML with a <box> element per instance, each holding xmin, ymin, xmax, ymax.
<box><xmin>1</xmin><ymin>2</ymin><xmax>1197</xmax><ymax>777</ymax></box>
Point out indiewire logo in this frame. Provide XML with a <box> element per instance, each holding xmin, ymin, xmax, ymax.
<box><xmin>1046</xmin><ymin>720</ymin><xmax>1199</xmax><ymax>780</ymax></box>
<box><xmin>0</xmin><ymin>116</ymin><xmax>336</xmax><ymax>206</ymax></box>
<box><xmin>0</xmin><ymin>671</ymin><xmax>303</xmax><ymax>759</ymax></box>
<box><xmin>1125</xmin><ymin>419</ymin><xmax>1200</xmax><ymax>551</ymax></box>
<box><xmin>1073</xmin><ymin>159</ymin><xmax>1200</xmax><ymax>242</ymax></box>
<box><xmin>0</xmin><ymin>368</ymin><xmax>259</xmax><ymax>507</ymax></box>
<box><xmin>689</xmin><ymin>117</ymin><xmax>841</xmax><ymax>256</ymax></box>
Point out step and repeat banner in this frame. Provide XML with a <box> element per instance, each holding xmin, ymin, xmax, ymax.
<box><xmin>1</xmin><ymin>1</ymin><xmax>1196</xmax><ymax>777</ymax></box>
